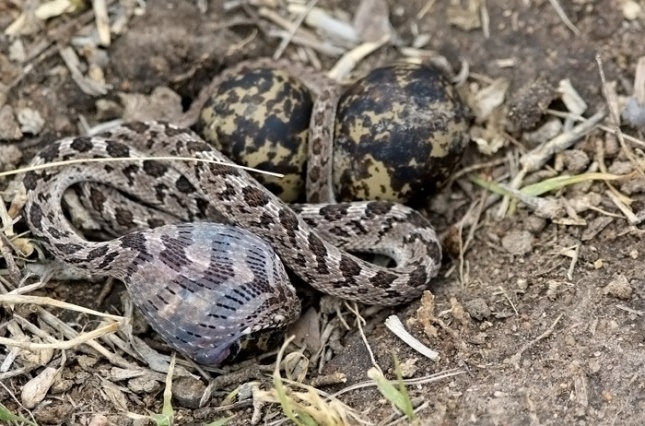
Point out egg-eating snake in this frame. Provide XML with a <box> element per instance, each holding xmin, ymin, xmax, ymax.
<box><xmin>17</xmin><ymin>62</ymin><xmax>444</xmax><ymax>365</ymax></box>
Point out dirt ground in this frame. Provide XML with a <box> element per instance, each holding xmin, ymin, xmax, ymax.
<box><xmin>1</xmin><ymin>0</ymin><xmax>645</xmax><ymax>425</ymax></box>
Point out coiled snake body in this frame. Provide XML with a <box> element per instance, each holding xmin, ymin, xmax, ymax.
<box><xmin>22</xmin><ymin>122</ymin><xmax>441</xmax><ymax>365</ymax></box>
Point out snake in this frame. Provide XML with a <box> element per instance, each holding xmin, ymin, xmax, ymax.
<box><xmin>18</xmin><ymin>62</ymin><xmax>444</xmax><ymax>366</ymax></box>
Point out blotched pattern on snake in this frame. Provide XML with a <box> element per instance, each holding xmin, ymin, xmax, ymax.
<box><xmin>20</xmin><ymin>121</ymin><xmax>442</xmax><ymax>365</ymax></box>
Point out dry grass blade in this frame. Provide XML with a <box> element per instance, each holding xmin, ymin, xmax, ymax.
<box><xmin>0</xmin><ymin>321</ymin><xmax>119</xmax><ymax>351</ymax></box>
<box><xmin>59</xmin><ymin>46</ymin><xmax>111</xmax><ymax>96</ymax></box>
<box><xmin>519</xmin><ymin>172</ymin><xmax>635</xmax><ymax>196</ymax></box>
<box><xmin>0</xmin><ymin>156</ymin><xmax>285</xmax><ymax>180</ymax></box>
<box><xmin>272</xmin><ymin>0</ymin><xmax>320</xmax><ymax>59</ymax></box>
<box><xmin>0</xmin><ymin>294</ymin><xmax>123</xmax><ymax>321</ymax></box>
<box><xmin>331</xmin><ymin>368</ymin><xmax>465</xmax><ymax>398</ymax></box>
<box><xmin>546</xmin><ymin>0</ymin><xmax>580</xmax><ymax>36</ymax></box>
<box><xmin>518</xmin><ymin>110</ymin><xmax>606</xmax><ymax>175</ymax></box>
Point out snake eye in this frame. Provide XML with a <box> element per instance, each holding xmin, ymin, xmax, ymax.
<box><xmin>273</xmin><ymin>314</ymin><xmax>286</xmax><ymax>324</ymax></box>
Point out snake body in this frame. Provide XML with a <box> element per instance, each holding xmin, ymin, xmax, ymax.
<box><xmin>21</xmin><ymin>121</ymin><xmax>442</xmax><ymax>365</ymax></box>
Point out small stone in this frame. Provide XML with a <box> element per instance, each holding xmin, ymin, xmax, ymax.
<box><xmin>0</xmin><ymin>104</ymin><xmax>23</xmax><ymax>140</ymax></box>
<box><xmin>286</xmin><ymin>306</ymin><xmax>321</xmax><ymax>353</ymax></box>
<box><xmin>464</xmin><ymin>298</ymin><xmax>491</xmax><ymax>321</ymax></box>
<box><xmin>22</xmin><ymin>366</ymin><xmax>58</xmax><ymax>408</ymax></box>
<box><xmin>501</xmin><ymin>230</ymin><xmax>534</xmax><ymax>256</ymax></box>
<box><xmin>622</xmin><ymin>0</ymin><xmax>643</xmax><ymax>20</ymax></box>
<box><xmin>604</xmin><ymin>135</ymin><xmax>620</xmax><ymax>157</ymax></box>
<box><xmin>608</xmin><ymin>160</ymin><xmax>632</xmax><ymax>175</ymax></box>
<box><xmin>172</xmin><ymin>376</ymin><xmax>206</xmax><ymax>409</ymax></box>
<box><xmin>587</xmin><ymin>358</ymin><xmax>601</xmax><ymax>374</ymax></box>
<box><xmin>9</xmin><ymin>38</ymin><xmax>27</xmax><ymax>62</ymax></box>
<box><xmin>621</xmin><ymin>178</ymin><xmax>645</xmax><ymax>195</ymax></box>
<box><xmin>77</xmin><ymin>355</ymin><xmax>99</xmax><ymax>369</ymax></box>
<box><xmin>561</xmin><ymin>149</ymin><xmax>590</xmax><ymax>173</ymax></box>
<box><xmin>120</xmin><ymin>86</ymin><xmax>183</xmax><ymax>122</ymax></box>
<box><xmin>51</xmin><ymin>378</ymin><xmax>74</xmax><ymax>394</ymax></box>
<box><xmin>469</xmin><ymin>333</ymin><xmax>487</xmax><ymax>344</ymax></box>
<box><xmin>534</xmin><ymin>198</ymin><xmax>565</xmax><ymax>219</ymax></box>
<box><xmin>603</xmin><ymin>275</ymin><xmax>632</xmax><ymax>300</ymax></box>
<box><xmin>17</xmin><ymin>107</ymin><xmax>45</xmax><ymax>135</ymax></box>
<box><xmin>524</xmin><ymin>216</ymin><xmax>547</xmax><ymax>233</ymax></box>
<box><xmin>0</xmin><ymin>145</ymin><xmax>22</xmax><ymax>169</ymax></box>
<box><xmin>33</xmin><ymin>402</ymin><xmax>74</xmax><ymax>424</ymax></box>
<box><xmin>128</xmin><ymin>376</ymin><xmax>162</xmax><ymax>394</ymax></box>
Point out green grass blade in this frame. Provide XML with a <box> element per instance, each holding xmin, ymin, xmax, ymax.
<box><xmin>0</xmin><ymin>403</ymin><xmax>37</xmax><ymax>425</ymax></box>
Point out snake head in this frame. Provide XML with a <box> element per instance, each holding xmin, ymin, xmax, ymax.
<box><xmin>119</xmin><ymin>222</ymin><xmax>300</xmax><ymax>365</ymax></box>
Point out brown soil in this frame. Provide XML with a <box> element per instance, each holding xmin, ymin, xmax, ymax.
<box><xmin>1</xmin><ymin>1</ymin><xmax>645</xmax><ymax>425</ymax></box>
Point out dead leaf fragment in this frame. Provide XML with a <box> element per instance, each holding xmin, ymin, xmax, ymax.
<box><xmin>354</xmin><ymin>0</ymin><xmax>393</xmax><ymax>42</ymax></box>
<box><xmin>603</xmin><ymin>275</ymin><xmax>633</xmax><ymax>300</ymax></box>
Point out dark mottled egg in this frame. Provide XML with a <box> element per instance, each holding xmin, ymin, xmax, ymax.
<box><xmin>197</xmin><ymin>68</ymin><xmax>312</xmax><ymax>202</ymax></box>
<box><xmin>333</xmin><ymin>63</ymin><xmax>471</xmax><ymax>204</ymax></box>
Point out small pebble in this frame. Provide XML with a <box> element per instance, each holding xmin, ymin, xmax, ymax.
<box><xmin>128</xmin><ymin>376</ymin><xmax>162</xmax><ymax>394</ymax></box>
<box><xmin>604</xmin><ymin>135</ymin><xmax>620</xmax><ymax>157</ymax></box>
<box><xmin>524</xmin><ymin>216</ymin><xmax>547</xmax><ymax>234</ymax></box>
<box><xmin>120</xmin><ymin>86</ymin><xmax>183</xmax><ymax>122</ymax></box>
<box><xmin>469</xmin><ymin>333</ymin><xmax>487</xmax><ymax>345</ymax></box>
<box><xmin>464</xmin><ymin>298</ymin><xmax>491</xmax><ymax>321</ymax></box>
<box><xmin>620</xmin><ymin>178</ymin><xmax>645</xmax><ymax>195</ymax></box>
<box><xmin>501</xmin><ymin>230</ymin><xmax>534</xmax><ymax>256</ymax></box>
<box><xmin>603</xmin><ymin>275</ymin><xmax>632</xmax><ymax>300</ymax></box>
<box><xmin>77</xmin><ymin>355</ymin><xmax>99</xmax><ymax>369</ymax></box>
<box><xmin>0</xmin><ymin>104</ymin><xmax>23</xmax><ymax>140</ymax></box>
<box><xmin>561</xmin><ymin>149</ymin><xmax>590</xmax><ymax>173</ymax></box>
<box><xmin>17</xmin><ymin>107</ymin><xmax>45</xmax><ymax>135</ymax></box>
<box><xmin>0</xmin><ymin>145</ymin><xmax>23</xmax><ymax>169</ymax></box>
<box><xmin>608</xmin><ymin>160</ymin><xmax>632</xmax><ymax>175</ymax></box>
<box><xmin>51</xmin><ymin>378</ymin><xmax>74</xmax><ymax>394</ymax></box>
<box><xmin>33</xmin><ymin>402</ymin><xmax>74</xmax><ymax>425</ymax></box>
<box><xmin>172</xmin><ymin>376</ymin><xmax>206</xmax><ymax>409</ymax></box>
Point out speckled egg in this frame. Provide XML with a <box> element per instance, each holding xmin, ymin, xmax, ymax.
<box><xmin>197</xmin><ymin>68</ymin><xmax>313</xmax><ymax>202</ymax></box>
<box><xmin>333</xmin><ymin>63</ymin><xmax>471</xmax><ymax>204</ymax></box>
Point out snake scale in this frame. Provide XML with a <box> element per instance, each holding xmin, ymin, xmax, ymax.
<box><xmin>19</xmin><ymin>63</ymin><xmax>443</xmax><ymax>365</ymax></box>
